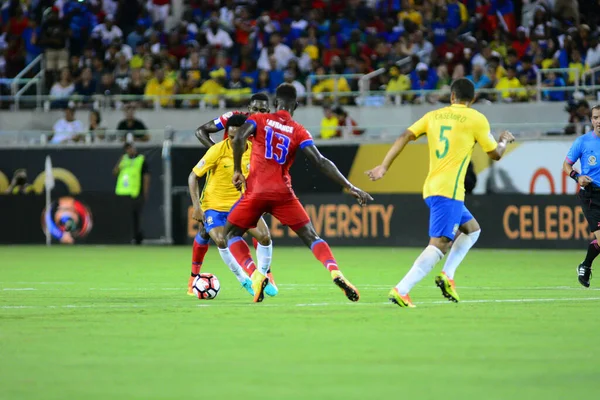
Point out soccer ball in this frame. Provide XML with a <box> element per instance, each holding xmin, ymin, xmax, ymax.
<box><xmin>192</xmin><ymin>273</ymin><xmax>220</xmax><ymax>300</ymax></box>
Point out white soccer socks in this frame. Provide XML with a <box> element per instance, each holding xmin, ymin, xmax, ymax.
<box><xmin>218</xmin><ymin>247</ymin><xmax>248</xmax><ymax>284</ymax></box>
<box><xmin>442</xmin><ymin>230</ymin><xmax>481</xmax><ymax>280</ymax></box>
<box><xmin>396</xmin><ymin>245</ymin><xmax>444</xmax><ymax>295</ymax></box>
<box><xmin>256</xmin><ymin>242</ymin><xmax>273</xmax><ymax>276</ymax></box>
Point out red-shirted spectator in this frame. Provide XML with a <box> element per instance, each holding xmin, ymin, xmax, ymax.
<box><xmin>322</xmin><ymin>35</ymin><xmax>345</xmax><ymax>67</ymax></box>
<box><xmin>235</xmin><ymin>8</ymin><xmax>254</xmax><ymax>47</ymax></box>
<box><xmin>437</xmin><ymin>31</ymin><xmax>465</xmax><ymax>75</ymax></box>
<box><xmin>512</xmin><ymin>26</ymin><xmax>531</xmax><ymax>59</ymax></box>
<box><xmin>334</xmin><ymin>107</ymin><xmax>364</xmax><ymax>138</ymax></box>
<box><xmin>269</xmin><ymin>0</ymin><xmax>289</xmax><ymax>21</ymax></box>
<box><xmin>7</xmin><ymin>7</ymin><xmax>29</xmax><ymax>37</ymax></box>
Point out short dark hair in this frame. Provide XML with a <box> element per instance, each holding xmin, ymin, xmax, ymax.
<box><xmin>250</xmin><ymin>92</ymin><xmax>269</xmax><ymax>103</ymax></box>
<box><xmin>226</xmin><ymin>114</ymin><xmax>248</xmax><ymax>130</ymax></box>
<box><xmin>591</xmin><ymin>104</ymin><xmax>600</xmax><ymax>114</ymax></box>
<box><xmin>275</xmin><ymin>83</ymin><xmax>297</xmax><ymax>103</ymax></box>
<box><xmin>450</xmin><ymin>78</ymin><xmax>475</xmax><ymax>102</ymax></box>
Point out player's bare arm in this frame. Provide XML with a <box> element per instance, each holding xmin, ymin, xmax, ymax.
<box><xmin>195</xmin><ymin>120</ymin><xmax>219</xmax><ymax>148</ymax></box>
<box><xmin>487</xmin><ymin>130</ymin><xmax>516</xmax><ymax>161</ymax></box>
<box><xmin>366</xmin><ymin>129</ymin><xmax>417</xmax><ymax>181</ymax></box>
<box><xmin>231</xmin><ymin>121</ymin><xmax>256</xmax><ymax>190</ymax></box>
<box><xmin>563</xmin><ymin>159</ymin><xmax>593</xmax><ymax>187</ymax></box>
<box><xmin>188</xmin><ymin>171</ymin><xmax>204</xmax><ymax>222</ymax></box>
<box><xmin>302</xmin><ymin>144</ymin><xmax>373</xmax><ymax>206</ymax></box>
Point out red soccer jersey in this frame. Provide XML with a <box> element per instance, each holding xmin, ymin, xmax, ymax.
<box><xmin>245</xmin><ymin>110</ymin><xmax>313</xmax><ymax>200</ymax></box>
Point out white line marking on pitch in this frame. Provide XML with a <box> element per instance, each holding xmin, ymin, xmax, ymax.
<box><xmin>2</xmin><ymin>297</ymin><xmax>600</xmax><ymax>310</ymax></box>
<box><xmin>1</xmin><ymin>288</ymin><xmax>35</xmax><ymax>291</ymax></box>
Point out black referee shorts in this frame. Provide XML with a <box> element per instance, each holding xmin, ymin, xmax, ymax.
<box><xmin>578</xmin><ymin>187</ymin><xmax>600</xmax><ymax>232</ymax></box>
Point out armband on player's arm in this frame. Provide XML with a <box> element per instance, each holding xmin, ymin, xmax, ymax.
<box><xmin>570</xmin><ymin>170</ymin><xmax>580</xmax><ymax>182</ymax></box>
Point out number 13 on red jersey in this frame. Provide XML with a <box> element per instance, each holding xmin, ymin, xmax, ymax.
<box><xmin>264</xmin><ymin>127</ymin><xmax>291</xmax><ymax>164</ymax></box>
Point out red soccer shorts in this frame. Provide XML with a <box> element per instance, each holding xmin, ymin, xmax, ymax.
<box><xmin>227</xmin><ymin>195</ymin><xmax>310</xmax><ymax>231</ymax></box>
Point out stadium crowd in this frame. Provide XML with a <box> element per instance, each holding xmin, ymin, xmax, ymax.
<box><xmin>0</xmin><ymin>0</ymin><xmax>597</xmax><ymax>108</ymax></box>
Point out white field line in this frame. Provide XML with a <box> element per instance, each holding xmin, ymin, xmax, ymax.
<box><xmin>2</xmin><ymin>297</ymin><xmax>600</xmax><ymax>310</ymax></box>
<box><xmin>1</xmin><ymin>285</ymin><xmax>599</xmax><ymax>292</ymax></box>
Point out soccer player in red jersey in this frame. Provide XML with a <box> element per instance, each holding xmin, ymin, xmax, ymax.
<box><xmin>188</xmin><ymin>93</ymin><xmax>278</xmax><ymax>296</ymax></box>
<box><xmin>225</xmin><ymin>83</ymin><xmax>373</xmax><ymax>303</ymax></box>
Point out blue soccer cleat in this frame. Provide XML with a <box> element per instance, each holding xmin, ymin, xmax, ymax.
<box><xmin>241</xmin><ymin>278</ymin><xmax>255</xmax><ymax>296</ymax></box>
<box><xmin>264</xmin><ymin>272</ymin><xmax>278</xmax><ymax>297</ymax></box>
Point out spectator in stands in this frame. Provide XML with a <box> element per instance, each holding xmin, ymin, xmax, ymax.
<box><xmin>512</xmin><ymin>26</ymin><xmax>531</xmax><ymax>59</ymax></box>
<box><xmin>224</xmin><ymin>67</ymin><xmax>251</xmax><ymax>107</ymax></box>
<box><xmin>554</xmin><ymin>0</ymin><xmax>580</xmax><ymax>26</ymax></box>
<box><xmin>496</xmin><ymin>66</ymin><xmax>523</xmax><ymax>102</ymax></box>
<box><xmin>255</xmin><ymin>69</ymin><xmax>272</xmax><ymax>94</ymax></box>
<box><xmin>23</xmin><ymin>19</ymin><xmax>41</xmax><ymax>66</ymax></box>
<box><xmin>91</xmin><ymin>14</ymin><xmax>123</xmax><ymax>48</ymax></box>
<box><xmin>74</xmin><ymin>66</ymin><xmax>96</xmax><ymax>104</ymax></box>
<box><xmin>144</xmin><ymin>66</ymin><xmax>175</xmax><ymax>107</ymax></box>
<box><xmin>50</xmin><ymin>67</ymin><xmax>75</xmax><ymax>109</ymax></box>
<box><xmin>284</xmin><ymin>69</ymin><xmax>306</xmax><ymax>103</ymax></box>
<box><xmin>258</xmin><ymin>32</ymin><xmax>293</xmax><ymax>71</ymax></box>
<box><xmin>334</xmin><ymin>107</ymin><xmax>364</xmax><ymax>138</ymax></box>
<box><xmin>386</xmin><ymin>65</ymin><xmax>410</xmax><ymax>103</ymax></box>
<box><xmin>529</xmin><ymin>6</ymin><xmax>550</xmax><ymax>46</ymax></box>
<box><xmin>50</xmin><ymin>105</ymin><xmax>84</xmax><ymax>144</ymax></box>
<box><xmin>446</xmin><ymin>0</ymin><xmax>468</xmax><ymax>32</ymax></box>
<box><xmin>542</xmin><ymin>71</ymin><xmax>566</xmax><ymax>102</ymax></box>
<box><xmin>320</xmin><ymin>106</ymin><xmax>339</xmax><ymax>139</ymax></box>
<box><xmin>410</xmin><ymin>30</ymin><xmax>434</xmax><ymax>65</ymax></box>
<box><xmin>117</xmin><ymin>104</ymin><xmax>148</xmax><ymax>142</ymax></box>
<box><xmin>586</xmin><ymin>35</ymin><xmax>600</xmax><ymax>70</ymax></box>
<box><xmin>436</xmin><ymin>31</ymin><xmax>464</xmax><ymax>76</ymax></box>
<box><xmin>127</xmin><ymin>20</ymin><xmax>146</xmax><ymax>50</ymax></box>
<box><xmin>312</xmin><ymin>66</ymin><xmax>352</xmax><ymax>104</ymax></box>
<box><xmin>205</xmin><ymin>17</ymin><xmax>233</xmax><ymax>49</ymax></box>
<box><xmin>88</xmin><ymin>109</ymin><xmax>106</xmax><ymax>141</ymax></box>
<box><xmin>4</xmin><ymin>34</ymin><xmax>25</xmax><ymax>78</ymax></box>
<box><xmin>565</xmin><ymin>100</ymin><xmax>590</xmax><ymax>135</ymax></box>
<box><xmin>97</xmin><ymin>70</ymin><xmax>120</xmax><ymax>96</ymax></box>
<box><xmin>466</xmin><ymin>64</ymin><xmax>492</xmax><ymax>90</ymax></box>
<box><xmin>518</xmin><ymin>55</ymin><xmax>539</xmax><ymax>86</ymax></box>
<box><xmin>150</xmin><ymin>0</ymin><xmax>171</xmax><ymax>24</ymax></box>
<box><xmin>125</xmin><ymin>68</ymin><xmax>146</xmax><ymax>97</ymax></box>
<box><xmin>568</xmin><ymin>49</ymin><xmax>587</xmax><ymax>85</ymax></box>
<box><xmin>114</xmin><ymin>53</ymin><xmax>131</xmax><ymax>92</ymax></box>
<box><xmin>39</xmin><ymin>7</ymin><xmax>69</xmax><ymax>79</ymax></box>
<box><xmin>410</xmin><ymin>62</ymin><xmax>437</xmax><ymax>103</ymax></box>
<box><xmin>197</xmin><ymin>69</ymin><xmax>225</xmax><ymax>107</ymax></box>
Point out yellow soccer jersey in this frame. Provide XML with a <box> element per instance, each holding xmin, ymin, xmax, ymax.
<box><xmin>192</xmin><ymin>139</ymin><xmax>252</xmax><ymax>212</ymax></box>
<box><xmin>407</xmin><ymin>104</ymin><xmax>498</xmax><ymax>201</ymax></box>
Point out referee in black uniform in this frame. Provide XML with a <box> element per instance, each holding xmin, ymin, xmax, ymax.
<box><xmin>563</xmin><ymin>105</ymin><xmax>600</xmax><ymax>287</ymax></box>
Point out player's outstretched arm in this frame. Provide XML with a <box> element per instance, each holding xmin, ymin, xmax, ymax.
<box><xmin>302</xmin><ymin>144</ymin><xmax>373</xmax><ymax>205</ymax></box>
<box><xmin>366</xmin><ymin>129</ymin><xmax>417</xmax><ymax>181</ymax></box>
<box><xmin>487</xmin><ymin>130</ymin><xmax>515</xmax><ymax>161</ymax></box>
<box><xmin>194</xmin><ymin>120</ymin><xmax>219</xmax><ymax>148</ymax></box>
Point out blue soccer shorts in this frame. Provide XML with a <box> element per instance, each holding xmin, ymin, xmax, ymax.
<box><xmin>424</xmin><ymin>196</ymin><xmax>474</xmax><ymax>240</ymax></box>
<box><xmin>203</xmin><ymin>210</ymin><xmax>229</xmax><ymax>233</ymax></box>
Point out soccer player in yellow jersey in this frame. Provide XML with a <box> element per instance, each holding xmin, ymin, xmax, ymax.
<box><xmin>188</xmin><ymin>114</ymin><xmax>277</xmax><ymax>297</ymax></box>
<box><xmin>367</xmin><ymin>79</ymin><xmax>515</xmax><ymax>308</ymax></box>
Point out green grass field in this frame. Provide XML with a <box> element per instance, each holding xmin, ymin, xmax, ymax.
<box><xmin>1</xmin><ymin>245</ymin><xmax>599</xmax><ymax>400</ymax></box>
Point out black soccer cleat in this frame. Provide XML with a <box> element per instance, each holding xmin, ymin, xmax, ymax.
<box><xmin>577</xmin><ymin>263</ymin><xmax>592</xmax><ymax>288</ymax></box>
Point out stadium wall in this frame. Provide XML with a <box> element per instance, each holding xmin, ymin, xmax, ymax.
<box><xmin>0</xmin><ymin>103</ymin><xmax>567</xmax><ymax>134</ymax></box>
